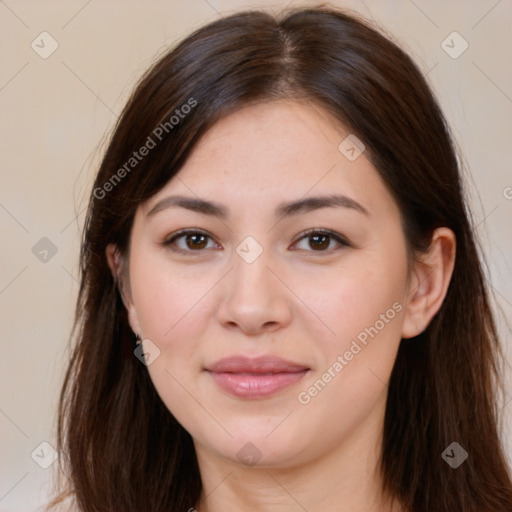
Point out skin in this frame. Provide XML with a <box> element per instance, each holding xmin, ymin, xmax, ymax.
<box><xmin>107</xmin><ymin>99</ymin><xmax>456</xmax><ymax>512</ymax></box>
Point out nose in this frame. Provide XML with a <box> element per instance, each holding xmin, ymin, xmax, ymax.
<box><xmin>215</xmin><ymin>244</ymin><xmax>293</xmax><ymax>336</ymax></box>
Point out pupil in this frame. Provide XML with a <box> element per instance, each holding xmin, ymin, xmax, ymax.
<box><xmin>187</xmin><ymin>234</ymin><xmax>207</xmax><ymax>249</ymax></box>
<box><xmin>311</xmin><ymin>234</ymin><xmax>329</xmax><ymax>250</ymax></box>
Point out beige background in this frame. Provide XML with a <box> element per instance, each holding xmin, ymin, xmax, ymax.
<box><xmin>0</xmin><ymin>0</ymin><xmax>511</xmax><ymax>509</ymax></box>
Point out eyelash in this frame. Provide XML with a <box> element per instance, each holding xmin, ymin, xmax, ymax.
<box><xmin>161</xmin><ymin>228</ymin><xmax>350</xmax><ymax>255</ymax></box>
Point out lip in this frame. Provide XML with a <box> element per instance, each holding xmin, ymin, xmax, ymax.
<box><xmin>205</xmin><ymin>356</ymin><xmax>310</xmax><ymax>399</ymax></box>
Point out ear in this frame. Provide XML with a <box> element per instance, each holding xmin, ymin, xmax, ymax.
<box><xmin>401</xmin><ymin>227</ymin><xmax>456</xmax><ymax>339</ymax></box>
<box><xmin>105</xmin><ymin>243</ymin><xmax>142</xmax><ymax>337</ymax></box>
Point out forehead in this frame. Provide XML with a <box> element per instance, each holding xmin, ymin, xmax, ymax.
<box><xmin>179</xmin><ymin>99</ymin><xmax>348</xmax><ymax>185</ymax></box>
<box><xmin>139</xmin><ymin>99</ymin><xmax>398</xmax><ymax>222</ymax></box>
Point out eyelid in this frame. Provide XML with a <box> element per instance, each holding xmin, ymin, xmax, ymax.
<box><xmin>161</xmin><ymin>228</ymin><xmax>350</xmax><ymax>254</ymax></box>
<box><xmin>291</xmin><ymin>228</ymin><xmax>350</xmax><ymax>252</ymax></box>
<box><xmin>162</xmin><ymin>228</ymin><xmax>220</xmax><ymax>254</ymax></box>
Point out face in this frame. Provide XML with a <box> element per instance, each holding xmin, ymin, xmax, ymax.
<box><xmin>119</xmin><ymin>100</ymin><xmax>412</xmax><ymax>469</ymax></box>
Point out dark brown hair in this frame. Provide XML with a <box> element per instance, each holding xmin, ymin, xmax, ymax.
<box><xmin>47</xmin><ymin>6</ymin><xmax>512</xmax><ymax>511</ymax></box>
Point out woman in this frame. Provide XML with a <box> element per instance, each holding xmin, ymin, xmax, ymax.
<box><xmin>47</xmin><ymin>6</ymin><xmax>512</xmax><ymax>511</ymax></box>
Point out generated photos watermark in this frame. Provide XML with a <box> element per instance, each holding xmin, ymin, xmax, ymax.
<box><xmin>441</xmin><ymin>442</ymin><xmax>469</xmax><ymax>468</ymax></box>
<box><xmin>297</xmin><ymin>301</ymin><xmax>403</xmax><ymax>405</ymax></box>
<box><xmin>134</xmin><ymin>338</ymin><xmax>161</xmax><ymax>366</ymax></box>
<box><xmin>93</xmin><ymin>97</ymin><xmax>197</xmax><ymax>200</ymax></box>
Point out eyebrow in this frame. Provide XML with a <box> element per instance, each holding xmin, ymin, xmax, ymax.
<box><xmin>146</xmin><ymin>193</ymin><xmax>369</xmax><ymax>219</ymax></box>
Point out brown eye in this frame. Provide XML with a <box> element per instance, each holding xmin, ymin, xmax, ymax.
<box><xmin>163</xmin><ymin>230</ymin><xmax>220</xmax><ymax>253</ymax></box>
<box><xmin>308</xmin><ymin>233</ymin><xmax>331</xmax><ymax>251</ymax></box>
<box><xmin>185</xmin><ymin>233</ymin><xmax>208</xmax><ymax>250</ymax></box>
<box><xmin>292</xmin><ymin>230</ymin><xmax>349</xmax><ymax>253</ymax></box>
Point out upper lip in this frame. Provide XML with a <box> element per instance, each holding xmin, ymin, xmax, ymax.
<box><xmin>206</xmin><ymin>355</ymin><xmax>309</xmax><ymax>374</ymax></box>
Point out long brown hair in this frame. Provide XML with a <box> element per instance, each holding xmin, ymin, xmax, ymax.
<box><xmin>47</xmin><ymin>6</ymin><xmax>512</xmax><ymax>511</ymax></box>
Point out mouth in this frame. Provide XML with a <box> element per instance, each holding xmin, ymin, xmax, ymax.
<box><xmin>205</xmin><ymin>355</ymin><xmax>310</xmax><ymax>399</ymax></box>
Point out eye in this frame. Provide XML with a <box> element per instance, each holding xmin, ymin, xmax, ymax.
<box><xmin>292</xmin><ymin>229</ymin><xmax>350</xmax><ymax>252</ymax></box>
<box><xmin>162</xmin><ymin>228</ymin><xmax>350</xmax><ymax>255</ymax></box>
<box><xmin>162</xmin><ymin>229</ymin><xmax>221</xmax><ymax>254</ymax></box>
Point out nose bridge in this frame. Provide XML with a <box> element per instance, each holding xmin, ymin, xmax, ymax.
<box><xmin>231</xmin><ymin>234</ymin><xmax>274</xmax><ymax>297</ymax></box>
<box><xmin>215</xmin><ymin>233</ymin><xmax>292</xmax><ymax>333</ymax></box>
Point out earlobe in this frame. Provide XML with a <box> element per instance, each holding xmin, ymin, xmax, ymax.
<box><xmin>105</xmin><ymin>243</ymin><xmax>142</xmax><ymax>336</ymax></box>
<box><xmin>401</xmin><ymin>227</ymin><xmax>456</xmax><ymax>339</ymax></box>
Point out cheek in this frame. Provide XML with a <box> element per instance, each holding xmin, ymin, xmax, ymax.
<box><xmin>130</xmin><ymin>245</ymin><xmax>214</xmax><ymax>342</ymax></box>
<box><xmin>292</xmin><ymin>271</ymin><xmax>405</xmax><ymax>447</ymax></box>
<box><xmin>130</xmin><ymin>263</ymin><xmax>214</xmax><ymax>429</ymax></box>
<box><xmin>295</xmin><ymin>253</ymin><xmax>407</xmax><ymax>354</ymax></box>
<box><xmin>291</xmin><ymin>247</ymin><xmax>407</xmax><ymax>422</ymax></box>
<box><xmin>129</xmin><ymin>252</ymin><xmax>220</xmax><ymax>406</ymax></box>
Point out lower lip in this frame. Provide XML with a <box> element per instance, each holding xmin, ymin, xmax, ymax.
<box><xmin>208</xmin><ymin>370</ymin><xmax>308</xmax><ymax>399</ymax></box>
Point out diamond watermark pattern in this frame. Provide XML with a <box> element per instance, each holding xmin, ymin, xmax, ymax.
<box><xmin>338</xmin><ymin>134</ymin><xmax>365</xmax><ymax>161</ymax></box>
<box><xmin>31</xmin><ymin>441</ymin><xmax>58</xmax><ymax>469</ymax></box>
<box><xmin>236</xmin><ymin>236</ymin><xmax>263</xmax><ymax>264</ymax></box>
<box><xmin>441</xmin><ymin>32</ymin><xmax>468</xmax><ymax>59</ymax></box>
<box><xmin>31</xmin><ymin>32</ymin><xmax>59</xmax><ymax>59</ymax></box>
<box><xmin>134</xmin><ymin>338</ymin><xmax>161</xmax><ymax>366</ymax></box>
<box><xmin>236</xmin><ymin>442</ymin><xmax>262</xmax><ymax>466</ymax></box>
<box><xmin>441</xmin><ymin>442</ymin><xmax>468</xmax><ymax>468</ymax></box>
<box><xmin>32</xmin><ymin>237</ymin><xmax>58</xmax><ymax>263</ymax></box>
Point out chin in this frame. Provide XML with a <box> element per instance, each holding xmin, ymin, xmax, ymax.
<box><xmin>204</xmin><ymin>423</ymin><xmax>310</xmax><ymax>469</ymax></box>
